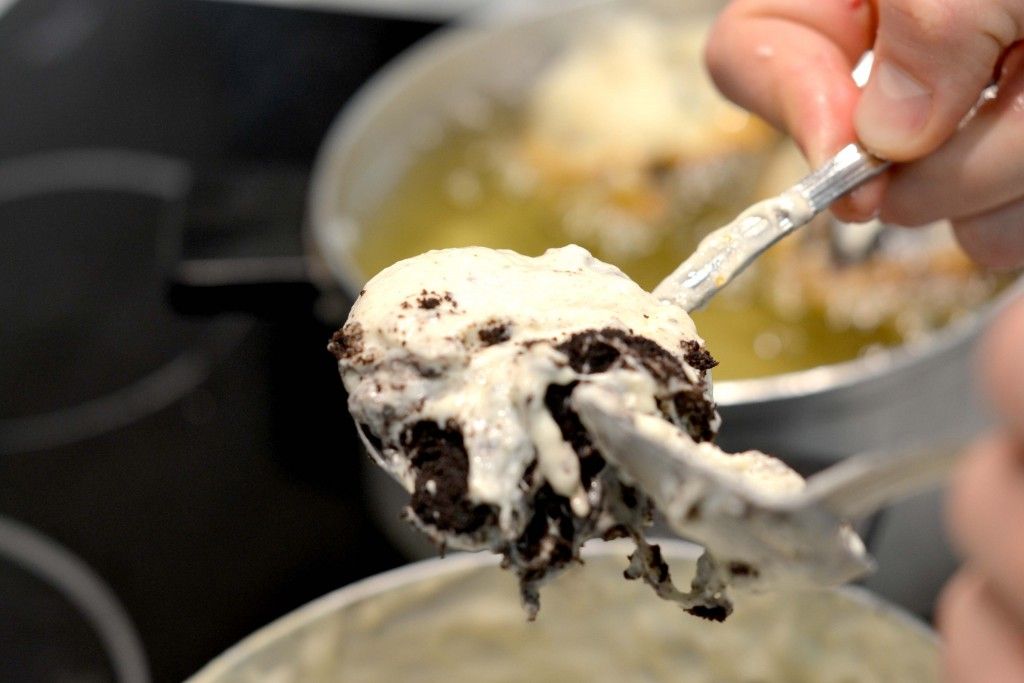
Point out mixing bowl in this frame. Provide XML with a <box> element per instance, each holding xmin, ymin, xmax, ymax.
<box><xmin>188</xmin><ymin>540</ymin><xmax>940</xmax><ymax>682</ymax></box>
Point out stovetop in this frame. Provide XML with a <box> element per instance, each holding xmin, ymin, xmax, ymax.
<box><xmin>0</xmin><ymin>1</ymin><xmax>439</xmax><ymax>680</ymax></box>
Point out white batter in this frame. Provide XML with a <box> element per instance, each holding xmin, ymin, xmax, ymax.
<box><xmin>332</xmin><ymin>245</ymin><xmax>817</xmax><ymax>618</ymax></box>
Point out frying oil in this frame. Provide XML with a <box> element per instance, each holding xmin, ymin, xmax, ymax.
<box><xmin>352</xmin><ymin>114</ymin><xmax>997</xmax><ymax>380</ymax></box>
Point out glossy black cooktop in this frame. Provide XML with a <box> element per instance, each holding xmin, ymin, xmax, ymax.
<box><xmin>0</xmin><ymin>1</ymin><xmax>438</xmax><ymax>680</ymax></box>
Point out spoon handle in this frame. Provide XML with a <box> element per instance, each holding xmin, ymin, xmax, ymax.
<box><xmin>802</xmin><ymin>439</ymin><xmax>965</xmax><ymax>520</ymax></box>
<box><xmin>652</xmin><ymin>143</ymin><xmax>889</xmax><ymax>312</ymax></box>
<box><xmin>797</xmin><ymin>143</ymin><xmax>891</xmax><ymax>214</ymax></box>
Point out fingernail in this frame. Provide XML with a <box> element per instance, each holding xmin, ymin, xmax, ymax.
<box><xmin>855</xmin><ymin>61</ymin><xmax>932</xmax><ymax>155</ymax></box>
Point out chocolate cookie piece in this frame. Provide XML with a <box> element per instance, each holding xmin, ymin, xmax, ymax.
<box><xmin>402</xmin><ymin>420</ymin><xmax>496</xmax><ymax>535</ymax></box>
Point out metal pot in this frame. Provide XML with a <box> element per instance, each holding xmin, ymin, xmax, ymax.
<box><xmin>306</xmin><ymin>0</ymin><xmax>1021</xmax><ymax>462</ymax></box>
<box><xmin>187</xmin><ymin>539</ymin><xmax>939</xmax><ymax>682</ymax></box>
<box><xmin>171</xmin><ymin>0</ymin><xmax>1020</xmax><ymax>613</ymax></box>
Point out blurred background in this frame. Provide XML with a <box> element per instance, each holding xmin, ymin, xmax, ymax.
<box><xmin>0</xmin><ymin>1</ymin><xmax>446</xmax><ymax>681</ymax></box>
<box><xmin>1</xmin><ymin>0</ymin><xmax>1016</xmax><ymax>681</ymax></box>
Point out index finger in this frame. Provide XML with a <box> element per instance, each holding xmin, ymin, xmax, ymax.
<box><xmin>705</xmin><ymin>0</ymin><xmax>879</xmax><ymax>219</ymax></box>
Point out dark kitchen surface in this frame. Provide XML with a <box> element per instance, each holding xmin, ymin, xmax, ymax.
<box><xmin>0</xmin><ymin>1</ymin><xmax>440</xmax><ymax>681</ymax></box>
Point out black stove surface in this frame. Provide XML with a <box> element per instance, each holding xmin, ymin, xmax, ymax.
<box><xmin>0</xmin><ymin>1</ymin><xmax>439</xmax><ymax>680</ymax></box>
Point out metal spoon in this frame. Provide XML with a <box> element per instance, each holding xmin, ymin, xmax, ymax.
<box><xmin>651</xmin><ymin>50</ymin><xmax>886</xmax><ymax>312</ymax></box>
<box><xmin>653</xmin><ymin>142</ymin><xmax>890</xmax><ymax>312</ymax></box>
<box><xmin>660</xmin><ymin>48</ymin><xmax>1004</xmax><ymax>311</ymax></box>
<box><xmin>573</xmin><ymin>383</ymin><xmax>963</xmax><ymax>589</ymax></box>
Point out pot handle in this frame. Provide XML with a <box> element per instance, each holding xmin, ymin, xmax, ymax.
<box><xmin>166</xmin><ymin>164</ymin><xmax>320</xmax><ymax>318</ymax></box>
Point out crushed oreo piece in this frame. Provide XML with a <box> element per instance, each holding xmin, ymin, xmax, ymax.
<box><xmin>418</xmin><ymin>296</ymin><xmax>441</xmax><ymax>310</ymax></box>
<box><xmin>727</xmin><ymin>561</ymin><xmax>759</xmax><ymax>578</ymax></box>
<box><xmin>647</xmin><ymin>543</ymin><xmax>671</xmax><ymax>583</ymax></box>
<box><xmin>544</xmin><ymin>381</ymin><xmax>605</xmax><ymax>487</ymax></box>
<box><xmin>681</xmin><ymin>339</ymin><xmax>718</xmax><ymax>372</ymax></box>
<box><xmin>556</xmin><ymin>329</ymin><xmax>623</xmax><ymax>374</ymax></box>
<box><xmin>601</xmin><ymin>524</ymin><xmax>631</xmax><ymax>541</ymax></box>
<box><xmin>401</xmin><ymin>420</ymin><xmax>495</xmax><ymax>534</ymax></box>
<box><xmin>514</xmin><ymin>484</ymin><xmax>576</xmax><ymax>566</ymax></box>
<box><xmin>672</xmin><ymin>387</ymin><xmax>718</xmax><ymax>443</ymax></box>
<box><xmin>327</xmin><ymin>323</ymin><xmax>364</xmax><ymax>361</ymax></box>
<box><xmin>478</xmin><ymin>322</ymin><xmax>512</xmax><ymax>346</ymax></box>
<box><xmin>556</xmin><ymin>328</ymin><xmax>701</xmax><ymax>386</ymax></box>
<box><xmin>685</xmin><ymin>604</ymin><xmax>730</xmax><ymax>622</ymax></box>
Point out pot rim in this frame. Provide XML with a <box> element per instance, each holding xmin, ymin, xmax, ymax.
<box><xmin>187</xmin><ymin>538</ymin><xmax>937</xmax><ymax>682</ymax></box>
<box><xmin>306</xmin><ymin>0</ymin><xmax>1024</xmax><ymax>409</ymax></box>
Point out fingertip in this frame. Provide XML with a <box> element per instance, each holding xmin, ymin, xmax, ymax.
<box><xmin>827</xmin><ymin>199</ymin><xmax>864</xmax><ymax>223</ymax></box>
<box><xmin>829</xmin><ymin>175</ymin><xmax>886</xmax><ymax>222</ymax></box>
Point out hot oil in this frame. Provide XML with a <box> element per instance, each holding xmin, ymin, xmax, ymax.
<box><xmin>352</xmin><ymin>114</ymin><xmax>981</xmax><ymax>381</ymax></box>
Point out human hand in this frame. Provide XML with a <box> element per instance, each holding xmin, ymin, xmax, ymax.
<box><xmin>940</xmin><ymin>296</ymin><xmax>1024</xmax><ymax>682</ymax></box>
<box><xmin>705</xmin><ymin>0</ymin><xmax>1024</xmax><ymax>268</ymax></box>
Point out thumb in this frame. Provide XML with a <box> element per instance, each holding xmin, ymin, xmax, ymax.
<box><xmin>855</xmin><ymin>0</ymin><xmax>1021</xmax><ymax>161</ymax></box>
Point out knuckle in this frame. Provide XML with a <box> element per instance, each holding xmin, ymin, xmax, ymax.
<box><xmin>884</xmin><ymin>0</ymin><xmax>1014</xmax><ymax>65</ymax></box>
<box><xmin>983</xmin><ymin>9</ymin><xmax>1020</xmax><ymax>51</ymax></box>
